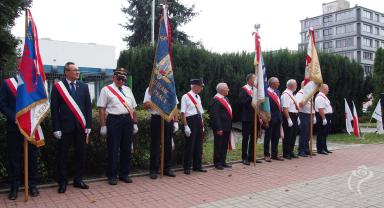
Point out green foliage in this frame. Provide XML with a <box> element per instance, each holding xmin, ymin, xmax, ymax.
<box><xmin>373</xmin><ymin>48</ymin><xmax>384</xmax><ymax>103</ymax></box>
<box><xmin>0</xmin><ymin>0</ymin><xmax>32</xmax><ymax>71</ymax></box>
<box><xmin>121</xmin><ymin>0</ymin><xmax>198</xmax><ymax>47</ymax></box>
<box><xmin>118</xmin><ymin>45</ymin><xmax>367</xmax><ymax>133</ymax></box>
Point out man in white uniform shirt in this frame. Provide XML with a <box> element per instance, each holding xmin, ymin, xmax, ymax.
<box><xmin>180</xmin><ymin>79</ymin><xmax>207</xmax><ymax>175</ymax></box>
<box><xmin>296</xmin><ymin>81</ymin><xmax>317</xmax><ymax>157</ymax></box>
<box><xmin>315</xmin><ymin>84</ymin><xmax>333</xmax><ymax>155</ymax></box>
<box><xmin>143</xmin><ymin>87</ymin><xmax>179</xmax><ymax>179</ymax></box>
<box><xmin>281</xmin><ymin>79</ymin><xmax>299</xmax><ymax>160</ymax></box>
<box><xmin>98</xmin><ymin>68</ymin><xmax>138</xmax><ymax>185</ymax></box>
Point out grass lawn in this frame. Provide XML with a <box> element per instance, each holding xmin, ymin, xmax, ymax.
<box><xmin>327</xmin><ymin>133</ymin><xmax>384</xmax><ymax>144</ymax></box>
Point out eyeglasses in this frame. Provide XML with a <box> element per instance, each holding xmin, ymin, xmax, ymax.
<box><xmin>67</xmin><ymin>69</ymin><xmax>80</xmax><ymax>72</ymax></box>
<box><xmin>117</xmin><ymin>77</ymin><xmax>127</xmax><ymax>82</ymax></box>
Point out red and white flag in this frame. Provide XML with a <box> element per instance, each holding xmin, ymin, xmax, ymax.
<box><xmin>344</xmin><ymin>99</ymin><xmax>353</xmax><ymax>134</ymax></box>
<box><xmin>303</xmin><ymin>27</ymin><xmax>323</xmax><ymax>104</ymax></box>
<box><xmin>352</xmin><ymin>101</ymin><xmax>360</xmax><ymax>138</ymax></box>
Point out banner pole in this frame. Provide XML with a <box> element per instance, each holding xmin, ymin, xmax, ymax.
<box><xmin>24</xmin><ymin>138</ymin><xmax>29</xmax><ymax>202</ymax></box>
<box><xmin>310</xmin><ymin>99</ymin><xmax>314</xmax><ymax>158</ymax></box>
<box><xmin>160</xmin><ymin>118</ymin><xmax>164</xmax><ymax>178</ymax></box>
<box><xmin>253</xmin><ymin>112</ymin><xmax>257</xmax><ymax>166</ymax></box>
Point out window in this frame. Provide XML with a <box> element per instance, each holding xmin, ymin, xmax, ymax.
<box><xmin>336</xmin><ymin>11</ymin><xmax>353</xmax><ymax>21</ymax></box>
<box><xmin>346</xmin><ymin>24</ymin><xmax>354</xmax><ymax>33</ymax></box>
<box><xmin>375</xmin><ymin>14</ymin><xmax>380</xmax><ymax>22</ymax></box>
<box><xmin>362</xmin><ymin>24</ymin><xmax>372</xmax><ymax>33</ymax></box>
<box><xmin>323</xmin><ymin>28</ymin><xmax>333</xmax><ymax>36</ymax></box>
<box><xmin>381</xmin><ymin>15</ymin><xmax>384</xmax><ymax>23</ymax></box>
<box><xmin>374</xmin><ymin>27</ymin><xmax>379</xmax><ymax>35</ymax></box>
<box><xmin>336</xmin><ymin>26</ymin><xmax>345</xmax><ymax>34</ymax></box>
<box><xmin>338</xmin><ymin>51</ymin><xmax>354</xmax><ymax>60</ymax></box>
<box><xmin>314</xmin><ymin>30</ymin><xmax>321</xmax><ymax>39</ymax></box>
<box><xmin>336</xmin><ymin>38</ymin><xmax>354</xmax><ymax>48</ymax></box>
<box><xmin>375</xmin><ymin>40</ymin><xmax>380</xmax><ymax>48</ymax></box>
<box><xmin>346</xmin><ymin>38</ymin><xmax>354</xmax><ymax>47</ymax></box>
<box><xmin>323</xmin><ymin>15</ymin><xmax>332</xmax><ymax>23</ymax></box>
<box><xmin>324</xmin><ymin>41</ymin><xmax>332</xmax><ymax>49</ymax></box>
<box><xmin>363</xmin><ymin>38</ymin><xmax>373</xmax><ymax>47</ymax></box>
<box><xmin>305</xmin><ymin>21</ymin><xmax>310</xmax><ymax>28</ymax></box>
<box><xmin>362</xmin><ymin>10</ymin><xmax>372</xmax><ymax>20</ymax></box>
<box><xmin>381</xmin><ymin>28</ymin><xmax>384</xmax><ymax>36</ymax></box>
<box><xmin>363</xmin><ymin>65</ymin><xmax>373</xmax><ymax>75</ymax></box>
<box><xmin>382</xmin><ymin>41</ymin><xmax>384</xmax><ymax>48</ymax></box>
<box><xmin>363</xmin><ymin>52</ymin><xmax>373</xmax><ymax>60</ymax></box>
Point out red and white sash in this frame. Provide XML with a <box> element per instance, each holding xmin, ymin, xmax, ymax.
<box><xmin>282</xmin><ymin>91</ymin><xmax>299</xmax><ymax>111</ymax></box>
<box><xmin>6</xmin><ymin>78</ymin><xmax>44</xmax><ymax>140</ymax></box>
<box><xmin>186</xmin><ymin>92</ymin><xmax>202</xmax><ymax>114</ymax></box>
<box><xmin>106</xmin><ymin>85</ymin><xmax>134</xmax><ymax>119</ymax></box>
<box><xmin>241</xmin><ymin>85</ymin><xmax>253</xmax><ymax>96</ymax></box>
<box><xmin>55</xmin><ymin>81</ymin><xmax>86</xmax><ymax>129</ymax></box>
<box><xmin>318</xmin><ymin>93</ymin><xmax>333</xmax><ymax>113</ymax></box>
<box><xmin>214</xmin><ymin>95</ymin><xmax>232</xmax><ymax>119</ymax></box>
<box><xmin>267</xmin><ymin>88</ymin><xmax>282</xmax><ymax>112</ymax></box>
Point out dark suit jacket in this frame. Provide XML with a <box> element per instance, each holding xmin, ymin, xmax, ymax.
<box><xmin>239</xmin><ymin>87</ymin><xmax>255</xmax><ymax>122</ymax></box>
<box><xmin>0</xmin><ymin>79</ymin><xmax>18</xmax><ymax>131</ymax></box>
<box><xmin>209</xmin><ymin>97</ymin><xmax>232</xmax><ymax>132</ymax></box>
<box><xmin>269</xmin><ymin>91</ymin><xmax>282</xmax><ymax>125</ymax></box>
<box><xmin>50</xmin><ymin>79</ymin><xmax>92</xmax><ymax>133</ymax></box>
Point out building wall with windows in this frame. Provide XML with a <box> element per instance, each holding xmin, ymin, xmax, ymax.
<box><xmin>299</xmin><ymin>3</ymin><xmax>384</xmax><ymax>75</ymax></box>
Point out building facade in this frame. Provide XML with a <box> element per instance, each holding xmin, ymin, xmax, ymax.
<box><xmin>299</xmin><ymin>0</ymin><xmax>384</xmax><ymax>75</ymax></box>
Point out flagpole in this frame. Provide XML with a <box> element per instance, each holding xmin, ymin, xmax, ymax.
<box><xmin>23</xmin><ymin>9</ymin><xmax>29</xmax><ymax>202</ymax></box>
<box><xmin>160</xmin><ymin>118</ymin><xmax>164</xmax><ymax>178</ymax></box>
<box><xmin>253</xmin><ymin>113</ymin><xmax>257</xmax><ymax>166</ymax></box>
<box><xmin>309</xmin><ymin>99</ymin><xmax>314</xmax><ymax>158</ymax></box>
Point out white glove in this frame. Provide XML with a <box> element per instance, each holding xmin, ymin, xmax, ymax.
<box><xmin>100</xmin><ymin>126</ymin><xmax>107</xmax><ymax>136</ymax></box>
<box><xmin>313</xmin><ymin>116</ymin><xmax>317</xmax><ymax>125</ymax></box>
<box><xmin>184</xmin><ymin>125</ymin><xmax>191</xmax><ymax>137</ymax></box>
<box><xmin>173</xmin><ymin>122</ymin><xmax>179</xmax><ymax>133</ymax></box>
<box><xmin>53</xmin><ymin>131</ymin><xmax>62</xmax><ymax>139</ymax></box>
<box><xmin>322</xmin><ymin>118</ymin><xmax>327</xmax><ymax>126</ymax></box>
<box><xmin>297</xmin><ymin>117</ymin><xmax>301</xmax><ymax>126</ymax></box>
<box><xmin>85</xmin><ymin>128</ymin><xmax>91</xmax><ymax>134</ymax></box>
<box><xmin>288</xmin><ymin>118</ymin><xmax>293</xmax><ymax>127</ymax></box>
<box><xmin>133</xmin><ymin>124</ymin><xmax>138</xmax><ymax>134</ymax></box>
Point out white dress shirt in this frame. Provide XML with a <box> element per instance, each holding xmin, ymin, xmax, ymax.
<box><xmin>281</xmin><ymin>89</ymin><xmax>299</xmax><ymax>113</ymax></box>
<box><xmin>143</xmin><ymin>88</ymin><xmax>179</xmax><ymax>115</ymax></box>
<box><xmin>180</xmin><ymin>90</ymin><xmax>204</xmax><ymax>117</ymax></box>
<box><xmin>315</xmin><ymin>92</ymin><xmax>333</xmax><ymax>114</ymax></box>
<box><xmin>97</xmin><ymin>83</ymin><xmax>137</xmax><ymax>115</ymax></box>
<box><xmin>295</xmin><ymin>89</ymin><xmax>315</xmax><ymax>114</ymax></box>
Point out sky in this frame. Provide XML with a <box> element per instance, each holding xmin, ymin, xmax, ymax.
<box><xmin>11</xmin><ymin>0</ymin><xmax>384</xmax><ymax>59</ymax></box>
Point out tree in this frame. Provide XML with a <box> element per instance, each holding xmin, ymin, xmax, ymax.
<box><xmin>373</xmin><ymin>48</ymin><xmax>384</xmax><ymax>101</ymax></box>
<box><xmin>121</xmin><ymin>0</ymin><xmax>197</xmax><ymax>47</ymax></box>
<box><xmin>0</xmin><ymin>0</ymin><xmax>32</xmax><ymax>73</ymax></box>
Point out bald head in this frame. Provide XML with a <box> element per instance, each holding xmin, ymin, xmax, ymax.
<box><xmin>286</xmin><ymin>79</ymin><xmax>297</xmax><ymax>91</ymax></box>
<box><xmin>320</xmin><ymin>84</ymin><xmax>329</xmax><ymax>94</ymax></box>
<box><xmin>268</xmin><ymin>77</ymin><xmax>280</xmax><ymax>90</ymax></box>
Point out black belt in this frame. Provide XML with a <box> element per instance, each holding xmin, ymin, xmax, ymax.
<box><xmin>108</xmin><ymin>114</ymin><xmax>130</xmax><ymax>118</ymax></box>
<box><xmin>186</xmin><ymin>114</ymin><xmax>201</xmax><ymax>118</ymax></box>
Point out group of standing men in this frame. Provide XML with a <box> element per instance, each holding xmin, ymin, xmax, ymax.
<box><xmin>238</xmin><ymin>73</ymin><xmax>334</xmax><ymax>166</ymax></box>
<box><xmin>0</xmin><ymin>63</ymin><xmax>333</xmax><ymax>201</ymax></box>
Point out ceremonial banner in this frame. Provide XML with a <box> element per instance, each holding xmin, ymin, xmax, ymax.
<box><xmin>303</xmin><ymin>27</ymin><xmax>323</xmax><ymax>104</ymax></box>
<box><xmin>16</xmin><ymin>10</ymin><xmax>49</xmax><ymax>147</ymax></box>
<box><xmin>148</xmin><ymin>5</ymin><xmax>177</xmax><ymax>122</ymax></box>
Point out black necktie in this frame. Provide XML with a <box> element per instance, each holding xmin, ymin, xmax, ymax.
<box><xmin>195</xmin><ymin>95</ymin><xmax>198</xmax><ymax>99</ymax></box>
<box><xmin>70</xmin><ymin>82</ymin><xmax>76</xmax><ymax>97</ymax></box>
<box><xmin>119</xmin><ymin>87</ymin><xmax>126</xmax><ymax>97</ymax></box>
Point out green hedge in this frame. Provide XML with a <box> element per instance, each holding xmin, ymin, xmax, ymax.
<box><xmin>0</xmin><ymin>109</ymin><xmax>210</xmax><ymax>185</ymax></box>
<box><xmin>118</xmin><ymin>44</ymin><xmax>370</xmax><ymax>133</ymax></box>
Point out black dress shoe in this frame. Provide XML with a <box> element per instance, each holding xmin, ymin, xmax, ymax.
<box><xmin>298</xmin><ymin>153</ymin><xmax>308</xmax><ymax>157</ymax></box>
<box><xmin>193</xmin><ymin>168</ymin><xmax>207</xmax><ymax>172</ymax></box>
<box><xmin>223</xmin><ymin>163</ymin><xmax>232</xmax><ymax>168</ymax></box>
<box><xmin>8</xmin><ymin>188</ymin><xmax>18</xmax><ymax>200</ymax></box>
<box><xmin>150</xmin><ymin>173</ymin><xmax>158</xmax><ymax>179</ymax></box>
<box><xmin>256</xmin><ymin>159</ymin><xmax>263</xmax><ymax>163</ymax></box>
<box><xmin>215</xmin><ymin>165</ymin><xmax>224</xmax><ymax>170</ymax></box>
<box><xmin>119</xmin><ymin>176</ymin><xmax>133</xmax><ymax>183</ymax></box>
<box><xmin>164</xmin><ymin>170</ymin><xmax>176</xmax><ymax>177</ymax></box>
<box><xmin>58</xmin><ymin>183</ymin><xmax>67</xmax><ymax>193</ymax></box>
<box><xmin>271</xmin><ymin>156</ymin><xmax>284</xmax><ymax>161</ymax></box>
<box><xmin>108</xmin><ymin>179</ymin><xmax>118</xmax><ymax>185</ymax></box>
<box><xmin>184</xmin><ymin>169</ymin><xmax>191</xmax><ymax>175</ymax></box>
<box><xmin>242</xmin><ymin>159</ymin><xmax>250</xmax><ymax>165</ymax></box>
<box><xmin>325</xmin><ymin>150</ymin><xmax>333</xmax><ymax>153</ymax></box>
<box><xmin>291</xmin><ymin>154</ymin><xmax>299</xmax><ymax>158</ymax></box>
<box><xmin>317</xmin><ymin>151</ymin><xmax>328</xmax><ymax>155</ymax></box>
<box><xmin>29</xmin><ymin>187</ymin><xmax>40</xmax><ymax>197</ymax></box>
<box><xmin>283</xmin><ymin>155</ymin><xmax>292</xmax><ymax>160</ymax></box>
<box><xmin>74</xmin><ymin>181</ymin><xmax>89</xmax><ymax>189</ymax></box>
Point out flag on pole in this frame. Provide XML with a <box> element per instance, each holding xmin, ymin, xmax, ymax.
<box><xmin>148</xmin><ymin>5</ymin><xmax>177</xmax><ymax>121</ymax></box>
<box><xmin>352</xmin><ymin>101</ymin><xmax>360</xmax><ymax>138</ymax></box>
<box><xmin>344</xmin><ymin>99</ymin><xmax>353</xmax><ymax>134</ymax></box>
<box><xmin>16</xmin><ymin>10</ymin><xmax>49</xmax><ymax>147</ymax></box>
<box><xmin>252</xmin><ymin>32</ymin><xmax>271</xmax><ymax>123</ymax></box>
<box><xmin>372</xmin><ymin>99</ymin><xmax>382</xmax><ymax>121</ymax></box>
<box><xmin>303</xmin><ymin>27</ymin><xmax>323</xmax><ymax>104</ymax></box>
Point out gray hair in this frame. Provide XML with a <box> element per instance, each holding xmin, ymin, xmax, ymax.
<box><xmin>216</xmin><ymin>82</ymin><xmax>227</xmax><ymax>92</ymax></box>
<box><xmin>286</xmin><ymin>79</ymin><xmax>297</xmax><ymax>88</ymax></box>
<box><xmin>268</xmin><ymin>77</ymin><xmax>279</xmax><ymax>86</ymax></box>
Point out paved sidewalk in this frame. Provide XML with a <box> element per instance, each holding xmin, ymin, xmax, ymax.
<box><xmin>1</xmin><ymin>144</ymin><xmax>383</xmax><ymax>208</ymax></box>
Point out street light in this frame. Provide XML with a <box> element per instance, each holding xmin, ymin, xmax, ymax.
<box><xmin>51</xmin><ymin>58</ymin><xmax>58</xmax><ymax>73</ymax></box>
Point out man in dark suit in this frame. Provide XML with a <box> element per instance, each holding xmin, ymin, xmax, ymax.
<box><xmin>264</xmin><ymin>77</ymin><xmax>284</xmax><ymax>161</ymax></box>
<box><xmin>50</xmin><ymin>62</ymin><xmax>92</xmax><ymax>193</ymax></box>
<box><xmin>209</xmin><ymin>82</ymin><xmax>232</xmax><ymax>170</ymax></box>
<box><xmin>0</xmin><ymin>77</ymin><xmax>40</xmax><ymax>200</ymax></box>
<box><xmin>239</xmin><ymin>73</ymin><xmax>262</xmax><ymax>165</ymax></box>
